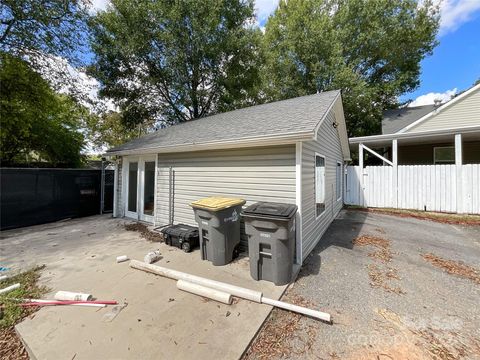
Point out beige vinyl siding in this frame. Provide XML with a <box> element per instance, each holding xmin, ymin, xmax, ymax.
<box><xmin>155</xmin><ymin>145</ymin><xmax>296</xmax><ymax>251</ymax></box>
<box><xmin>406</xmin><ymin>87</ymin><xmax>480</xmax><ymax>132</ymax></box>
<box><xmin>301</xmin><ymin>110</ymin><xmax>344</xmax><ymax>260</ymax></box>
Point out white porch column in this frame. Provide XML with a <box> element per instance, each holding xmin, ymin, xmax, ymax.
<box><xmin>359</xmin><ymin>143</ymin><xmax>364</xmax><ymax>206</ymax></box>
<box><xmin>392</xmin><ymin>139</ymin><xmax>398</xmax><ymax>209</ymax></box>
<box><xmin>455</xmin><ymin>134</ymin><xmax>463</xmax><ymax>213</ymax></box>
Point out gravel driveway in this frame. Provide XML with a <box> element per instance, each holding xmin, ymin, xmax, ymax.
<box><xmin>244</xmin><ymin>209</ymin><xmax>480</xmax><ymax>360</ymax></box>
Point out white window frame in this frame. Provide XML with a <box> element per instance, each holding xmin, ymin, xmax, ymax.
<box><xmin>315</xmin><ymin>153</ymin><xmax>326</xmax><ymax>219</ymax></box>
<box><xmin>433</xmin><ymin>146</ymin><xmax>455</xmax><ymax>165</ymax></box>
<box><xmin>336</xmin><ymin>161</ymin><xmax>343</xmax><ymax>201</ymax></box>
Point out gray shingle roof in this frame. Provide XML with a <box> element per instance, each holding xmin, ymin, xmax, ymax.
<box><xmin>382</xmin><ymin>105</ymin><xmax>436</xmax><ymax>134</ymax></box>
<box><xmin>107</xmin><ymin>90</ymin><xmax>340</xmax><ymax>154</ymax></box>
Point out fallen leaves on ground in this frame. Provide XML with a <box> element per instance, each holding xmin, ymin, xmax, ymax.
<box><xmin>0</xmin><ymin>327</ymin><xmax>29</xmax><ymax>360</ymax></box>
<box><xmin>353</xmin><ymin>236</ymin><xmax>405</xmax><ymax>295</ymax></box>
<box><xmin>422</xmin><ymin>253</ymin><xmax>480</xmax><ymax>285</ymax></box>
<box><xmin>124</xmin><ymin>223</ymin><xmax>164</xmax><ymax>242</ymax></box>
<box><xmin>368</xmin><ymin>265</ymin><xmax>405</xmax><ymax>295</ymax></box>
<box><xmin>373</xmin><ymin>309</ymin><xmax>479</xmax><ymax>360</ymax></box>
<box><xmin>368</xmin><ymin>248</ymin><xmax>393</xmax><ymax>264</ymax></box>
<box><xmin>348</xmin><ymin>207</ymin><xmax>480</xmax><ymax>226</ymax></box>
<box><xmin>243</xmin><ymin>295</ymin><xmax>318</xmax><ymax>359</ymax></box>
<box><xmin>415</xmin><ymin>329</ymin><xmax>467</xmax><ymax>360</ymax></box>
<box><xmin>352</xmin><ymin>235</ymin><xmax>390</xmax><ymax>249</ymax></box>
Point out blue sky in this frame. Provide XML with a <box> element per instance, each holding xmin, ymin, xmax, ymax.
<box><xmin>90</xmin><ymin>0</ymin><xmax>480</xmax><ymax>106</ymax></box>
<box><xmin>402</xmin><ymin>13</ymin><xmax>480</xmax><ymax>105</ymax></box>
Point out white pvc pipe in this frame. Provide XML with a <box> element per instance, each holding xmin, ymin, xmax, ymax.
<box><xmin>261</xmin><ymin>297</ymin><xmax>331</xmax><ymax>322</ymax></box>
<box><xmin>0</xmin><ymin>283</ymin><xmax>20</xmax><ymax>294</ymax></box>
<box><xmin>129</xmin><ymin>260</ymin><xmax>332</xmax><ymax>322</ymax></box>
<box><xmin>0</xmin><ymin>275</ymin><xmax>8</xmax><ymax>281</ymax></box>
<box><xmin>54</xmin><ymin>291</ymin><xmax>93</xmax><ymax>301</ymax></box>
<box><xmin>116</xmin><ymin>255</ymin><xmax>129</xmax><ymax>263</ymax></box>
<box><xmin>130</xmin><ymin>260</ymin><xmax>262</xmax><ymax>303</ymax></box>
<box><xmin>177</xmin><ymin>280</ymin><xmax>233</xmax><ymax>305</ymax></box>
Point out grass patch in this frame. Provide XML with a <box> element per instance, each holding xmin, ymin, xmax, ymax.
<box><xmin>0</xmin><ymin>265</ymin><xmax>49</xmax><ymax>360</ymax></box>
<box><xmin>346</xmin><ymin>206</ymin><xmax>480</xmax><ymax>225</ymax></box>
<box><xmin>0</xmin><ymin>265</ymin><xmax>49</xmax><ymax>329</ymax></box>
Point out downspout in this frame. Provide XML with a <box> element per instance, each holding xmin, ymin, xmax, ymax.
<box><xmin>113</xmin><ymin>158</ymin><xmax>118</xmax><ymax>218</ymax></box>
<box><xmin>100</xmin><ymin>157</ymin><xmax>105</xmax><ymax>215</ymax></box>
<box><xmin>171</xmin><ymin>168</ymin><xmax>175</xmax><ymax>224</ymax></box>
<box><xmin>168</xmin><ymin>166</ymin><xmax>175</xmax><ymax>225</ymax></box>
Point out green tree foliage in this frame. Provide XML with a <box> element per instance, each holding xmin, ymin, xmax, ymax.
<box><xmin>0</xmin><ymin>54</ymin><xmax>87</xmax><ymax>167</ymax></box>
<box><xmin>85</xmin><ymin>111</ymin><xmax>155</xmax><ymax>151</ymax></box>
<box><xmin>262</xmin><ymin>0</ymin><xmax>440</xmax><ymax>136</ymax></box>
<box><xmin>89</xmin><ymin>0</ymin><xmax>263</xmax><ymax>128</ymax></box>
<box><xmin>1</xmin><ymin>0</ymin><xmax>91</xmax><ymax>104</ymax></box>
<box><xmin>0</xmin><ymin>0</ymin><xmax>89</xmax><ymax>63</ymax></box>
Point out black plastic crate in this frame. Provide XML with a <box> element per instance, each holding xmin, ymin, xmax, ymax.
<box><xmin>160</xmin><ymin>224</ymin><xmax>199</xmax><ymax>252</ymax></box>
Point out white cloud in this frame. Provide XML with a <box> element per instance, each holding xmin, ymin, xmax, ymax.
<box><xmin>408</xmin><ymin>88</ymin><xmax>457</xmax><ymax>107</ymax></box>
<box><xmin>33</xmin><ymin>54</ymin><xmax>116</xmax><ymax>113</ymax></box>
<box><xmin>434</xmin><ymin>0</ymin><xmax>480</xmax><ymax>35</ymax></box>
<box><xmin>89</xmin><ymin>0</ymin><xmax>110</xmax><ymax>13</ymax></box>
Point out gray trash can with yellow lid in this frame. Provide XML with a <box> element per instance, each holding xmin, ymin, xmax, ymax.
<box><xmin>190</xmin><ymin>197</ymin><xmax>245</xmax><ymax>266</ymax></box>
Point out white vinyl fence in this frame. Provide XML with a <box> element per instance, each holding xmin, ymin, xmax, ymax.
<box><xmin>345</xmin><ymin>164</ymin><xmax>480</xmax><ymax>214</ymax></box>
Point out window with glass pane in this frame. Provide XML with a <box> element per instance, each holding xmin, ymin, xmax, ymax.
<box><xmin>143</xmin><ymin>161</ymin><xmax>155</xmax><ymax>216</ymax></box>
<box><xmin>315</xmin><ymin>155</ymin><xmax>325</xmax><ymax>216</ymax></box>
<box><xmin>434</xmin><ymin>146</ymin><xmax>455</xmax><ymax>164</ymax></box>
<box><xmin>128</xmin><ymin>162</ymin><xmax>138</xmax><ymax>212</ymax></box>
<box><xmin>336</xmin><ymin>162</ymin><xmax>342</xmax><ymax>200</ymax></box>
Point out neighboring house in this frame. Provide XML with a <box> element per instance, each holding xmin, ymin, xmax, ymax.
<box><xmin>106</xmin><ymin>91</ymin><xmax>351</xmax><ymax>264</ymax></box>
<box><xmin>345</xmin><ymin>84</ymin><xmax>480</xmax><ymax>215</ymax></box>
<box><xmin>350</xmin><ymin>83</ymin><xmax>480</xmax><ymax>165</ymax></box>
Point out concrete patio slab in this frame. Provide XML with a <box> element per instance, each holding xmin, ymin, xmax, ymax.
<box><xmin>1</xmin><ymin>215</ymin><xmax>287</xmax><ymax>360</ymax></box>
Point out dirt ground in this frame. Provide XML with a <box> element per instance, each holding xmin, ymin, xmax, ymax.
<box><xmin>244</xmin><ymin>209</ymin><xmax>480</xmax><ymax>360</ymax></box>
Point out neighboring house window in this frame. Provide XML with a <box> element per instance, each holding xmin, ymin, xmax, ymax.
<box><xmin>336</xmin><ymin>161</ymin><xmax>342</xmax><ymax>201</ymax></box>
<box><xmin>434</xmin><ymin>146</ymin><xmax>455</xmax><ymax>164</ymax></box>
<box><xmin>315</xmin><ymin>154</ymin><xmax>326</xmax><ymax>217</ymax></box>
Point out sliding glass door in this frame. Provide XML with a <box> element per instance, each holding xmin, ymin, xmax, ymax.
<box><xmin>124</xmin><ymin>156</ymin><xmax>156</xmax><ymax>223</ymax></box>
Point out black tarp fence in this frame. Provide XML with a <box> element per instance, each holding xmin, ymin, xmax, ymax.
<box><xmin>0</xmin><ymin>168</ymin><xmax>114</xmax><ymax>230</ymax></box>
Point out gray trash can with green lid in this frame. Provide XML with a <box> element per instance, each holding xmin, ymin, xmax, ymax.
<box><xmin>241</xmin><ymin>202</ymin><xmax>297</xmax><ymax>285</ymax></box>
<box><xmin>190</xmin><ymin>197</ymin><xmax>246</xmax><ymax>266</ymax></box>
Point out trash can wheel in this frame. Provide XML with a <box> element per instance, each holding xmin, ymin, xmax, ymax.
<box><xmin>233</xmin><ymin>245</ymin><xmax>240</xmax><ymax>259</ymax></box>
<box><xmin>181</xmin><ymin>242</ymin><xmax>191</xmax><ymax>253</ymax></box>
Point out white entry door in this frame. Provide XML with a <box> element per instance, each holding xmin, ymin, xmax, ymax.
<box><xmin>124</xmin><ymin>156</ymin><xmax>156</xmax><ymax>223</ymax></box>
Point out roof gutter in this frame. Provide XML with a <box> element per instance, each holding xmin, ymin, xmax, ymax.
<box><xmin>105</xmin><ymin>130</ymin><xmax>315</xmax><ymax>156</ymax></box>
<box><xmin>349</xmin><ymin>125</ymin><xmax>480</xmax><ymax>144</ymax></box>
